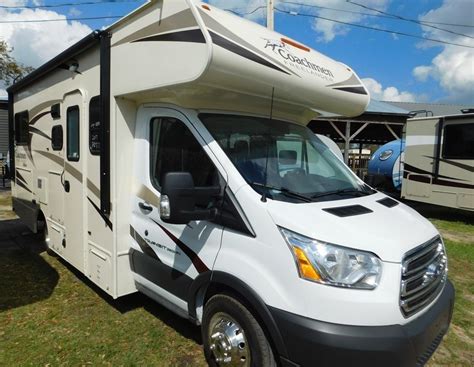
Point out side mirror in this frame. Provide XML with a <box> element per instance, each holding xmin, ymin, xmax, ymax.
<box><xmin>160</xmin><ymin>172</ymin><xmax>220</xmax><ymax>224</ymax></box>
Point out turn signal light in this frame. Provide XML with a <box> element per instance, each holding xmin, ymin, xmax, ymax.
<box><xmin>292</xmin><ymin>247</ymin><xmax>321</xmax><ymax>281</ymax></box>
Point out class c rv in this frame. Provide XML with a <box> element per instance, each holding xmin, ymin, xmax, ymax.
<box><xmin>368</xmin><ymin>113</ymin><xmax>474</xmax><ymax>212</ymax></box>
<box><xmin>7</xmin><ymin>1</ymin><xmax>454</xmax><ymax>366</ymax></box>
<box><xmin>401</xmin><ymin>113</ymin><xmax>474</xmax><ymax>211</ymax></box>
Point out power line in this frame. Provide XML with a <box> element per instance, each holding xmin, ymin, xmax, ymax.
<box><xmin>279</xmin><ymin>1</ymin><xmax>474</xmax><ymax>28</ymax></box>
<box><xmin>346</xmin><ymin>0</ymin><xmax>474</xmax><ymax>39</ymax></box>
<box><xmin>0</xmin><ymin>15</ymin><xmax>123</xmax><ymax>23</ymax></box>
<box><xmin>0</xmin><ymin>0</ymin><xmax>141</xmax><ymax>9</ymax></box>
<box><xmin>225</xmin><ymin>6</ymin><xmax>266</xmax><ymax>16</ymax></box>
<box><xmin>275</xmin><ymin>7</ymin><xmax>474</xmax><ymax>49</ymax></box>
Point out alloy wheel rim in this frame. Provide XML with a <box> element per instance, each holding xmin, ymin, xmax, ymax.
<box><xmin>208</xmin><ymin>312</ymin><xmax>250</xmax><ymax>366</ymax></box>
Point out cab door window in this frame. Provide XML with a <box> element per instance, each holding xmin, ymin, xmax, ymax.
<box><xmin>150</xmin><ymin>117</ymin><xmax>218</xmax><ymax>190</ymax></box>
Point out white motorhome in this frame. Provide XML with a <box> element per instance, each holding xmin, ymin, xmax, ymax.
<box><xmin>8</xmin><ymin>1</ymin><xmax>453</xmax><ymax>366</ymax></box>
<box><xmin>402</xmin><ymin>113</ymin><xmax>474</xmax><ymax>211</ymax></box>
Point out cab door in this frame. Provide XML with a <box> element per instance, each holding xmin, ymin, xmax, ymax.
<box><xmin>131</xmin><ymin>107</ymin><xmax>226</xmax><ymax>307</ymax></box>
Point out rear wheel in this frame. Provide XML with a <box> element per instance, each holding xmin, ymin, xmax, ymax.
<box><xmin>202</xmin><ymin>294</ymin><xmax>276</xmax><ymax>367</ymax></box>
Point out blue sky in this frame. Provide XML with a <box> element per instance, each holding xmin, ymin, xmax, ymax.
<box><xmin>1</xmin><ymin>0</ymin><xmax>473</xmax><ymax>103</ymax></box>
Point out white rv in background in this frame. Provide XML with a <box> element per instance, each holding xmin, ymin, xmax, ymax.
<box><xmin>8</xmin><ymin>1</ymin><xmax>453</xmax><ymax>366</ymax></box>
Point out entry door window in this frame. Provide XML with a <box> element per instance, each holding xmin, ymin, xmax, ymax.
<box><xmin>150</xmin><ymin>117</ymin><xmax>217</xmax><ymax>189</ymax></box>
<box><xmin>67</xmin><ymin>106</ymin><xmax>80</xmax><ymax>161</ymax></box>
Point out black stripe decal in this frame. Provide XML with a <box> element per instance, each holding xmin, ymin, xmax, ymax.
<box><xmin>133</xmin><ymin>29</ymin><xmax>290</xmax><ymax>75</ymax></box>
<box><xmin>29</xmin><ymin>111</ymin><xmax>51</xmax><ymax>126</ymax></box>
<box><xmin>15</xmin><ymin>169</ymin><xmax>27</xmax><ymax>185</ymax></box>
<box><xmin>404</xmin><ymin>163</ymin><xmax>467</xmax><ymax>182</ymax></box>
<box><xmin>152</xmin><ymin>219</ymin><xmax>210</xmax><ymax>274</ymax></box>
<box><xmin>403</xmin><ymin>172</ymin><xmax>474</xmax><ymax>190</ymax></box>
<box><xmin>130</xmin><ymin>226</ymin><xmax>159</xmax><ymax>260</ymax></box>
<box><xmin>29</xmin><ymin>126</ymin><xmax>51</xmax><ymax>141</ymax></box>
<box><xmin>132</xmin><ymin>28</ymin><xmax>205</xmax><ymax>44</ymax></box>
<box><xmin>87</xmin><ymin>197</ymin><xmax>113</xmax><ymax>230</ymax></box>
<box><xmin>209</xmin><ymin>31</ymin><xmax>290</xmax><ymax>75</ymax></box>
<box><xmin>332</xmin><ymin>86</ymin><xmax>368</xmax><ymax>95</ymax></box>
<box><xmin>130</xmin><ymin>249</ymin><xmax>192</xmax><ymax>301</ymax></box>
<box><xmin>423</xmin><ymin>156</ymin><xmax>474</xmax><ymax>174</ymax></box>
<box><xmin>16</xmin><ymin>179</ymin><xmax>32</xmax><ymax>194</ymax></box>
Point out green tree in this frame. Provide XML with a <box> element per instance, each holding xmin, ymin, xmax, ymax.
<box><xmin>0</xmin><ymin>40</ymin><xmax>34</xmax><ymax>86</ymax></box>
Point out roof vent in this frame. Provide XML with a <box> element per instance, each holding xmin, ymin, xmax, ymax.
<box><xmin>377</xmin><ymin>197</ymin><xmax>399</xmax><ymax>208</ymax></box>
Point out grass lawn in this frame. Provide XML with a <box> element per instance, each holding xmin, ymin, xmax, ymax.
<box><xmin>0</xmin><ymin>199</ymin><xmax>472</xmax><ymax>366</ymax></box>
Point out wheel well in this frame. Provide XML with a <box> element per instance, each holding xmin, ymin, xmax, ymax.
<box><xmin>197</xmin><ymin>277</ymin><xmax>288</xmax><ymax>362</ymax></box>
<box><xmin>37</xmin><ymin>210</ymin><xmax>46</xmax><ymax>232</ymax></box>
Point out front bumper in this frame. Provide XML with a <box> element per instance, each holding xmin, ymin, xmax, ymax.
<box><xmin>271</xmin><ymin>280</ymin><xmax>454</xmax><ymax>367</ymax></box>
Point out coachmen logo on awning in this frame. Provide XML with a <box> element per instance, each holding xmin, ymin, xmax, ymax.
<box><xmin>263</xmin><ymin>38</ymin><xmax>334</xmax><ymax>81</ymax></box>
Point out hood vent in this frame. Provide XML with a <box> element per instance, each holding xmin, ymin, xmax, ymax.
<box><xmin>377</xmin><ymin>197</ymin><xmax>399</xmax><ymax>208</ymax></box>
<box><xmin>323</xmin><ymin>205</ymin><xmax>373</xmax><ymax>217</ymax></box>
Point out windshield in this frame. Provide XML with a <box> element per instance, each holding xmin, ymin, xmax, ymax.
<box><xmin>200</xmin><ymin>114</ymin><xmax>374</xmax><ymax>203</ymax></box>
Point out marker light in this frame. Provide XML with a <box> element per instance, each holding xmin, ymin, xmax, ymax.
<box><xmin>280</xmin><ymin>228</ymin><xmax>382</xmax><ymax>289</ymax></box>
<box><xmin>281</xmin><ymin>37</ymin><xmax>310</xmax><ymax>52</ymax></box>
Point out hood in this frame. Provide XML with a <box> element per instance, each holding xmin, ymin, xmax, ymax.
<box><xmin>266</xmin><ymin>192</ymin><xmax>439</xmax><ymax>263</ymax></box>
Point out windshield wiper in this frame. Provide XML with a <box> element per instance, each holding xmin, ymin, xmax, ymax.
<box><xmin>249</xmin><ymin>182</ymin><xmax>312</xmax><ymax>203</ymax></box>
<box><xmin>311</xmin><ymin>187</ymin><xmax>372</xmax><ymax>200</ymax></box>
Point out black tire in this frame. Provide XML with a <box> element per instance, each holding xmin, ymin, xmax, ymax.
<box><xmin>202</xmin><ymin>293</ymin><xmax>277</xmax><ymax>367</ymax></box>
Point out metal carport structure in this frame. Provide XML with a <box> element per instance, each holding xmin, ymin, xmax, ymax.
<box><xmin>308</xmin><ymin>100</ymin><xmax>410</xmax><ymax>164</ymax></box>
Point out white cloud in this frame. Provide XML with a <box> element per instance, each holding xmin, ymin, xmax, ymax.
<box><xmin>412</xmin><ymin>65</ymin><xmax>432</xmax><ymax>82</ymax></box>
<box><xmin>68</xmin><ymin>7</ymin><xmax>82</xmax><ymax>17</ymax></box>
<box><xmin>0</xmin><ymin>8</ymin><xmax>92</xmax><ymax>69</ymax></box>
<box><xmin>307</xmin><ymin>0</ymin><xmax>391</xmax><ymax>43</ymax></box>
<box><xmin>413</xmin><ymin>0</ymin><xmax>474</xmax><ymax>103</ymax></box>
<box><xmin>362</xmin><ymin>77</ymin><xmax>421</xmax><ymax>102</ymax></box>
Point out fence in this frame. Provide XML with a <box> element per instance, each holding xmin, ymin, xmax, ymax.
<box><xmin>348</xmin><ymin>153</ymin><xmax>371</xmax><ymax>179</ymax></box>
<box><xmin>0</xmin><ymin>159</ymin><xmax>10</xmax><ymax>188</ymax></box>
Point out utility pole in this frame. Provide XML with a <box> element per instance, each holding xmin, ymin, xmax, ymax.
<box><xmin>267</xmin><ymin>0</ymin><xmax>274</xmax><ymax>30</ymax></box>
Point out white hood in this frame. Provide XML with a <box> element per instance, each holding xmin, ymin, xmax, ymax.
<box><xmin>266</xmin><ymin>192</ymin><xmax>439</xmax><ymax>262</ymax></box>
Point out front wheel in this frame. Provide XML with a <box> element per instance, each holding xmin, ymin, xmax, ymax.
<box><xmin>202</xmin><ymin>294</ymin><xmax>277</xmax><ymax>367</ymax></box>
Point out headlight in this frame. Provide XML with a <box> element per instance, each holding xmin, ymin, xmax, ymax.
<box><xmin>280</xmin><ymin>228</ymin><xmax>382</xmax><ymax>289</ymax></box>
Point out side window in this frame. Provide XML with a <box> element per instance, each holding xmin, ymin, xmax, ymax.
<box><xmin>67</xmin><ymin>106</ymin><xmax>80</xmax><ymax>161</ymax></box>
<box><xmin>150</xmin><ymin>117</ymin><xmax>217</xmax><ymax>189</ymax></box>
<box><xmin>89</xmin><ymin>96</ymin><xmax>101</xmax><ymax>155</ymax></box>
<box><xmin>14</xmin><ymin>111</ymin><xmax>29</xmax><ymax>145</ymax></box>
<box><xmin>443</xmin><ymin>123</ymin><xmax>474</xmax><ymax>159</ymax></box>
<box><xmin>51</xmin><ymin>125</ymin><xmax>63</xmax><ymax>151</ymax></box>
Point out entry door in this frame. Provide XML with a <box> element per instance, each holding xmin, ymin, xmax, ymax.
<box><xmin>62</xmin><ymin>92</ymin><xmax>85</xmax><ymax>272</ymax></box>
<box><xmin>131</xmin><ymin>108</ymin><xmax>226</xmax><ymax>305</ymax></box>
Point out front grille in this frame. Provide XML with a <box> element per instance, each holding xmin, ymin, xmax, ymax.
<box><xmin>400</xmin><ymin>237</ymin><xmax>447</xmax><ymax>317</ymax></box>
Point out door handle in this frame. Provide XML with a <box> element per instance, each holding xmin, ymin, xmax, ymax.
<box><xmin>139</xmin><ymin>202</ymin><xmax>153</xmax><ymax>211</ymax></box>
<box><xmin>64</xmin><ymin>180</ymin><xmax>70</xmax><ymax>192</ymax></box>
